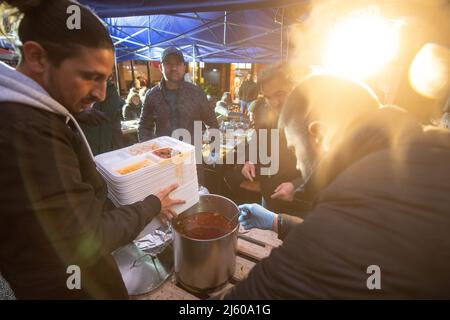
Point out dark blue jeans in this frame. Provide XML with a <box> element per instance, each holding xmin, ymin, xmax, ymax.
<box><xmin>240</xmin><ymin>100</ymin><xmax>250</xmax><ymax>114</ymax></box>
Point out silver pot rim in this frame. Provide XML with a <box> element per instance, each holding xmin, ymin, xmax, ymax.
<box><xmin>172</xmin><ymin>194</ymin><xmax>240</xmax><ymax>242</ymax></box>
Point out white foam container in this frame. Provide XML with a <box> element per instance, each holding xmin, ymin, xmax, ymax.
<box><xmin>95</xmin><ymin>136</ymin><xmax>200</xmax><ymax>239</ymax></box>
<box><xmin>108</xmin><ymin>178</ymin><xmax>199</xmax><ymax>207</ymax></box>
<box><xmin>102</xmin><ymin>164</ymin><xmax>196</xmax><ymax>190</ymax></box>
<box><xmin>95</xmin><ymin>137</ymin><xmax>196</xmax><ymax>180</ymax></box>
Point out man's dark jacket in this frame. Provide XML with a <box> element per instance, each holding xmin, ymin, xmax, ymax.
<box><xmin>0</xmin><ymin>102</ymin><xmax>161</xmax><ymax>299</ymax></box>
<box><xmin>250</xmin><ymin>100</ymin><xmax>303</xmax><ymax>212</ymax></box>
<box><xmin>224</xmin><ymin>107</ymin><xmax>450</xmax><ymax>299</ymax></box>
<box><xmin>239</xmin><ymin>79</ymin><xmax>258</xmax><ymax>102</ymax></box>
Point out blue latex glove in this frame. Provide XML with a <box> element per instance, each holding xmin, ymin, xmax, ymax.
<box><xmin>238</xmin><ymin>204</ymin><xmax>276</xmax><ymax>230</ymax></box>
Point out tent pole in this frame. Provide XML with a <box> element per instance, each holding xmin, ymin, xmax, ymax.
<box><xmin>130</xmin><ymin>60</ymin><xmax>136</xmax><ymax>88</ymax></box>
<box><xmin>192</xmin><ymin>45</ymin><xmax>196</xmax><ymax>84</ymax></box>
<box><xmin>146</xmin><ymin>61</ymin><xmax>151</xmax><ymax>88</ymax></box>
<box><xmin>223</xmin><ymin>11</ymin><xmax>227</xmax><ymax>46</ymax></box>
<box><xmin>114</xmin><ymin>55</ymin><xmax>121</xmax><ymax>96</ymax></box>
<box><xmin>286</xmin><ymin>25</ymin><xmax>290</xmax><ymax>60</ymax></box>
<box><xmin>280</xmin><ymin>8</ymin><xmax>284</xmax><ymax>61</ymax></box>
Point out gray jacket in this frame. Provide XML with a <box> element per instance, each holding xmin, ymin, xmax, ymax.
<box><xmin>138</xmin><ymin>80</ymin><xmax>218</xmax><ymax>142</ymax></box>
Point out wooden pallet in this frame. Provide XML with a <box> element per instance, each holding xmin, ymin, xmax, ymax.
<box><xmin>132</xmin><ymin>227</ymin><xmax>281</xmax><ymax>300</ymax></box>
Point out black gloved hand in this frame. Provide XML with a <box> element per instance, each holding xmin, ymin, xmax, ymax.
<box><xmin>74</xmin><ymin>108</ymin><xmax>110</xmax><ymax>126</ymax></box>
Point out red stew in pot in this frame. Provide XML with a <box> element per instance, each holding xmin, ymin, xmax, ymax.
<box><xmin>175</xmin><ymin>212</ymin><xmax>234</xmax><ymax>240</ymax></box>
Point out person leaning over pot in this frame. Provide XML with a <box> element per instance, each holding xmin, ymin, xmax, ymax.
<box><xmin>0</xmin><ymin>0</ymin><xmax>184</xmax><ymax>299</ymax></box>
<box><xmin>218</xmin><ymin>73</ymin><xmax>450</xmax><ymax>299</ymax></box>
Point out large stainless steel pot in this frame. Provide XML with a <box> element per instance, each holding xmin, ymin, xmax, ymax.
<box><xmin>172</xmin><ymin>194</ymin><xmax>239</xmax><ymax>293</ymax></box>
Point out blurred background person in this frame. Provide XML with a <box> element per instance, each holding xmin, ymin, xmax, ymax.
<box><xmin>123</xmin><ymin>91</ymin><xmax>142</xmax><ymax>121</ymax></box>
<box><xmin>206</xmin><ymin>94</ymin><xmax>218</xmax><ymax>111</ymax></box>
<box><xmin>224</xmin><ymin>63</ymin><xmax>304</xmax><ymax>214</ymax></box>
<box><xmin>215</xmin><ymin>92</ymin><xmax>232</xmax><ymax>121</ymax></box>
<box><xmin>78</xmin><ymin>79</ymin><xmax>124</xmax><ymax>156</ymax></box>
<box><xmin>238</xmin><ymin>74</ymin><xmax>258</xmax><ymax>114</ymax></box>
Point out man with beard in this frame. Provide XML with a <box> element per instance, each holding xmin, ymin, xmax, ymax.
<box><xmin>227</xmin><ymin>63</ymin><xmax>303</xmax><ymax>214</ymax></box>
<box><xmin>223</xmin><ymin>73</ymin><xmax>450</xmax><ymax>299</ymax></box>
<box><xmin>138</xmin><ymin>46</ymin><xmax>218</xmax><ymax>185</ymax></box>
<box><xmin>0</xmin><ymin>0</ymin><xmax>183</xmax><ymax>299</ymax></box>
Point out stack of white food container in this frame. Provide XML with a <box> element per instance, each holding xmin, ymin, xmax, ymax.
<box><xmin>94</xmin><ymin>136</ymin><xmax>199</xmax><ymax>238</ymax></box>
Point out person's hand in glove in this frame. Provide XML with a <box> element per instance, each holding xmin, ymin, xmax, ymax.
<box><xmin>74</xmin><ymin>108</ymin><xmax>110</xmax><ymax>126</ymax></box>
<box><xmin>238</xmin><ymin>203</ymin><xmax>276</xmax><ymax>231</ymax></box>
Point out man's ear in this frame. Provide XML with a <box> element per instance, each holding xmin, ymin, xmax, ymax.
<box><xmin>307</xmin><ymin>121</ymin><xmax>327</xmax><ymax>146</ymax></box>
<box><xmin>20</xmin><ymin>41</ymin><xmax>49</xmax><ymax>74</ymax></box>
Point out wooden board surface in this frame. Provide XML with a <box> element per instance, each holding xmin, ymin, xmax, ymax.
<box><xmin>237</xmin><ymin>238</ymin><xmax>272</xmax><ymax>261</ymax></box>
<box><xmin>233</xmin><ymin>256</ymin><xmax>256</xmax><ymax>282</ymax></box>
<box><xmin>134</xmin><ymin>229</ymin><xmax>279</xmax><ymax>300</ymax></box>
<box><xmin>238</xmin><ymin>228</ymin><xmax>282</xmax><ymax>248</ymax></box>
<box><xmin>132</xmin><ymin>276</ymin><xmax>198</xmax><ymax>300</ymax></box>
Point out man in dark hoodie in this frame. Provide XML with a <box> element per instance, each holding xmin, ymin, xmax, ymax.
<box><xmin>223</xmin><ymin>74</ymin><xmax>450</xmax><ymax>299</ymax></box>
<box><xmin>0</xmin><ymin>0</ymin><xmax>183</xmax><ymax>299</ymax></box>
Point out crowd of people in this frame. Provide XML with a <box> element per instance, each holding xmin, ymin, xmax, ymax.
<box><xmin>0</xmin><ymin>0</ymin><xmax>449</xmax><ymax>300</ymax></box>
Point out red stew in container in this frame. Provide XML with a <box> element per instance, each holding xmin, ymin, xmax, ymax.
<box><xmin>175</xmin><ymin>212</ymin><xmax>233</xmax><ymax>240</ymax></box>
<box><xmin>152</xmin><ymin>147</ymin><xmax>180</xmax><ymax>159</ymax></box>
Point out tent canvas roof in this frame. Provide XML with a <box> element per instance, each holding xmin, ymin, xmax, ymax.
<box><xmin>79</xmin><ymin>0</ymin><xmax>307</xmax><ymax>63</ymax></box>
<box><xmin>80</xmin><ymin>0</ymin><xmax>303</xmax><ymax>18</ymax></box>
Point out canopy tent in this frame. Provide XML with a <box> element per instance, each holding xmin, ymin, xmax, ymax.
<box><xmin>0</xmin><ymin>39</ymin><xmax>13</xmax><ymax>49</ymax></box>
<box><xmin>106</xmin><ymin>9</ymin><xmax>293</xmax><ymax>63</ymax></box>
<box><xmin>0</xmin><ymin>38</ymin><xmax>17</xmax><ymax>63</ymax></box>
<box><xmin>79</xmin><ymin>0</ymin><xmax>309</xmax><ymax>63</ymax></box>
<box><xmin>80</xmin><ymin>0</ymin><xmax>304</xmax><ymax>18</ymax></box>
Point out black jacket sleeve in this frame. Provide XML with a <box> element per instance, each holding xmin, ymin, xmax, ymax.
<box><xmin>200</xmin><ymin>91</ymin><xmax>219</xmax><ymax>130</ymax></box>
<box><xmin>0</xmin><ymin>115</ymin><xmax>161</xmax><ymax>266</ymax></box>
<box><xmin>138</xmin><ymin>92</ymin><xmax>156</xmax><ymax>142</ymax></box>
<box><xmin>277</xmin><ymin>213</ymin><xmax>303</xmax><ymax>240</ymax></box>
<box><xmin>112</xmin><ymin>102</ymin><xmax>124</xmax><ymax>150</ymax></box>
<box><xmin>220</xmin><ymin>201</ymin><xmax>349</xmax><ymax>299</ymax></box>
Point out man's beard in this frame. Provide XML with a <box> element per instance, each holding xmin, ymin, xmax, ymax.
<box><xmin>167</xmin><ymin>72</ymin><xmax>183</xmax><ymax>83</ymax></box>
<box><xmin>300</xmin><ymin>139</ymin><xmax>320</xmax><ymax>183</ymax></box>
<box><xmin>46</xmin><ymin>69</ymin><xmax>67</xmax><ymax>110</ymax></box>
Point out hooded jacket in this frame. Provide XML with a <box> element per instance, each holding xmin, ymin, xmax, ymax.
<box><xmin>0</xmin><ymin>62</ymin><xmax>161</xmax><ymax>299</ymax></box>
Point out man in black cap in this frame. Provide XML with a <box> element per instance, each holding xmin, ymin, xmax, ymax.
<box><xmin>138</xmin><ymin>46</ymin><xmax>218</xmax><ymax>185</ymax></box>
